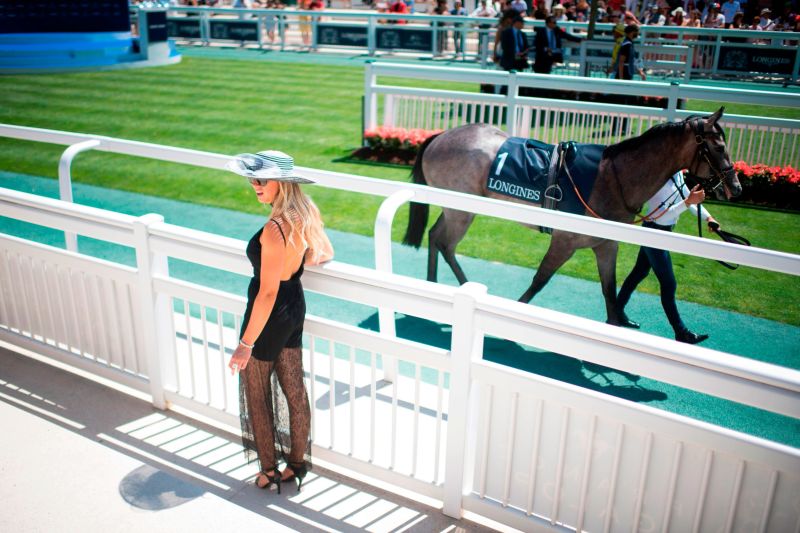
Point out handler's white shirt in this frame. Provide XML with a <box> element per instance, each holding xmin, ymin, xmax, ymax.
<box><xmin>643</xmin><ymin>172</ymin><xmax>710</xmax><ymax>226</ymax></box>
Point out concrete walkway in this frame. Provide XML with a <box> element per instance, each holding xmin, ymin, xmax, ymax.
<box><xmin>0</xmin><ymin>344</ymin><xmax>502</xmax><ymax>533</ymax></box>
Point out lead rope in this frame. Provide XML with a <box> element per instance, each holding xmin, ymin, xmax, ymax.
<box><xmin>564</xmin><ymin>154</ymin><xmax>667</xmax><ymax>223</ymax></box>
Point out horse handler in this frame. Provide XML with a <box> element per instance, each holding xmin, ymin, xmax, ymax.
<box><xmin>615</xmin><ymin>170</ymin><xmax>718</xmax><ymax>345</ymax></box>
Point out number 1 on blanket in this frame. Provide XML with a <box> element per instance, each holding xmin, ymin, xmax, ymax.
<box><xmin>495</xmin><ymin>152</ymin><xmax>508</xmax><ymax>176</ymax></box>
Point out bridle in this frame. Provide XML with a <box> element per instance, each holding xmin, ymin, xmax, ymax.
<box><xmin>684</xmin><ymin>118</ymin><xmax>735</xmax><ymax>197</ymax></box>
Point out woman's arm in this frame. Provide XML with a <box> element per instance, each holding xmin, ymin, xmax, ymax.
<box><xmin>228</xmin><ymin>222</ymin><xmax>286</xmax><ymax>374</ymax></box>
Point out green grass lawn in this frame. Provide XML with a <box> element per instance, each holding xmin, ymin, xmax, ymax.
<box><xmin>1</xmin><ymin>56</ymin><xmax>798</xmax><ymax>324</ymax></box>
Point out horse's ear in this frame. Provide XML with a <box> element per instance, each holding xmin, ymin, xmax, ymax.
<box><xmin>707</xmin><ymin>106</ymin><xmax>724</xmax><ymax>124</ymax></box>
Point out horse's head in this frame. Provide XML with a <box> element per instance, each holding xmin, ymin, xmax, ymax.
<box><xmin>686</xmin><ymin>107</ymin><xmax>742</xmax><ymax>200</ymax></box>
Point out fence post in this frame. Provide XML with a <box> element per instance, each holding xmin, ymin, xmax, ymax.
<box><xmin>374</xmin><ymin>189</ymin><xmax>415</xmax><ymax>383</ymax></box>
<box><xmin>505</xmin><ymin>71</ymin><xmax>518</xmax><ymax>136</ymax></box>
<box><xmin>793</xmin><ymin>47</ymin><xmax>800</xmax><ymax>83</ymax></box>
<box><xmin>367</xmin><ymin>16</ymin><xmax>377</xmax><ymax>56</ymax></box>
<box><xmin>133</xmin><ymin>213</ymin><xmax>173</xmax><ymax>410</ymax></box>
<box><xmin>666</xmin><ymin>81</ymin><xmax>680</xmax><ymax>122</ymax></box>
<box><xmin>58</xmin><ymin>139</ymin><xmax>101</xmax><ymax>253</ymax></box>
<box><xmin>364</xmin><ymin>61</ymin><xmax>377</xmax><ymax>135</ymax></box>
<box><xmin>443</xmin><ymin>281</ymin><xmax>487</xmax><ymax>519</ymax></box>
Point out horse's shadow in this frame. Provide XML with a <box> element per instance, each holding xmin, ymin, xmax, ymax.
<box><xmin>358</xmin><ymin>312</ymin><xmax>668</xmax><ymax>404</ymax></box>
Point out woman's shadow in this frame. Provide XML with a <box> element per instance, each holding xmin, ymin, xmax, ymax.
<box><xmin>358</xmin><ymin>312</ymin><xmax>668</xmax><ymax>404</ymax></box>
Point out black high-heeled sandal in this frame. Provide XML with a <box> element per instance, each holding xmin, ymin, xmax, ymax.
<box><xmin>255</xmin><ymin>466</ymin><xmax>281</xmax><ymax>494</ymax></box>
<box><xmin>282</xmin><ymin>461</ymin><xmax>308</xmax><ymax>492</ymax></box>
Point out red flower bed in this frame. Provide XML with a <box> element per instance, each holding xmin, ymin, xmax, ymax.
<box><xmin>728</xmin><ymin>161</ymin><xmax>800</xmax><ymax>211</ymax></box>
<box><xmin>350</xmin><ymin>127</ymin><xmax>442</xmax><ymax>166</ymax></box>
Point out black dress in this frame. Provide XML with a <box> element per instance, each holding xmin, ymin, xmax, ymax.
<box><xmin>240</xmin><ymin>220</ymin><xmax>306</xmax><ymax>361</ymax></box>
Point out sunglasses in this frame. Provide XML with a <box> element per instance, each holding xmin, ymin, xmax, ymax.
<box><xmin>248</xmin><ymin>177</ymin><xmax>272</xmax><ymax>186</ymax></box>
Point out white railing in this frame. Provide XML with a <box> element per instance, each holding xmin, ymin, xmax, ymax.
<box><xmin>365</xmin><ymin>62</ymin><xmax>800</xmax><ymax>167</ymax></box>
<box><xmin>1</xmin><ymin>127</ymin><xmax>800</xmax><ymax>531</ymax></box>
<box><xmin>2</xmin><ymin>185</ymin><xmax>800</xmax><ymax>531</ymax></box>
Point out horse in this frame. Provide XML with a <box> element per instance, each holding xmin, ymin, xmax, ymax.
<box><xmin>402</xmin><ymin>107</ymin><xmax>742</xmax><ymax>326</ymax></box>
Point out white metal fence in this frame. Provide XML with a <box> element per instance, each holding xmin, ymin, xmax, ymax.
<box><xmin>159</xmin><ymin>6</ymin><xmax>800</xmax><ymax>81</ymax></box>
<box><xmin>2</xmin><ymin>127</ymin><xmax>800</xmax><ymax>531</ymax></box>
<box><xmin>365</xmin><ymin>62</ymin><xmax>800</xmax><ymax>167</ymax></box>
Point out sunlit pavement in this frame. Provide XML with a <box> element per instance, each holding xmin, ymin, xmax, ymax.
<box><xmin>0</xmin><ymin>344</ymin><xmax>507</xmax><ymax>533</ymax></box>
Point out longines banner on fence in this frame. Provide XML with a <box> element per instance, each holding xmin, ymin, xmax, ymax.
<box><xmin>167</xmin><ymin>18</ymin><xmax>202</xmax><ymax>40</ymax></box>
<box><xmin>316</xmin><ymin>24</ymin><xmax>368</xmax><ymax>47</ymax></box>
<box><xmin>376</xmin><ymin>27</ymin><xmax>432</xmax><ymax>52</ymax></box>
<box><xmin>718</xmin><ymin>45</ymin><xmax>796</xmax><ymax>75</ymax></box>
<box><xmin>209</xmin><ymin>20</ymin><xmax>259</xmax><ymax>42</ymax></box>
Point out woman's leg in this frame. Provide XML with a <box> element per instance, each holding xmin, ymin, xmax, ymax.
<box><xmin>240</xmin><ymin>358</ymin><xmax>277</xmax><ymax>473</ymax></box>
<box><xmin>616</xmin><ymin>246</ymin><xmax>652</xmax><ymax>311</ymax></box>
<box><xmin>641</xmin><ymin>247</ymin><xmax>685</xmax><ymax>332</ymax></box>
<box><xmin>273</xmin><ymin>346</ymin><xmax>311</xmax><ymax>465</ymax></box>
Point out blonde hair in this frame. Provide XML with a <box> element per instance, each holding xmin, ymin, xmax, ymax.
<box><xmin>270</xmin><ymin>182</ymin><xmax>327</xmax><ymax>263</ymax></box>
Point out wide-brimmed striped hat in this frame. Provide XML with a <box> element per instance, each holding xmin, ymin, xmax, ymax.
<box><xmin>226</xmin><ymin>150</ymin><xmax>314</xmax><ymax>184</ymax></box>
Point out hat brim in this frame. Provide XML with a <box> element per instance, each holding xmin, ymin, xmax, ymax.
<box><xmin>225</xmin><ymin>158</ymin><xmax>315</xmax><ymax>184</ymax></box>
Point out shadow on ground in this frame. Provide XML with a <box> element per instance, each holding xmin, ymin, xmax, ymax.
<box><xmin>358</xmin><ymin>312</ymin><xmax>668</xmax><ymax>404</ymax></box>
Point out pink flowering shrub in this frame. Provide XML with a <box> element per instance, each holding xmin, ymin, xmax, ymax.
<box><xmin>731</xmin><ymin>161</ymin><xmax>800</xmax><ymax>210</ymax></box>
<box><xmin>364</xmin><ymin>126</ymin><xmax>442</xmax><ymax>152</ymax></box>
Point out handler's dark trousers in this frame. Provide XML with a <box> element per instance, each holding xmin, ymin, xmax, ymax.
<box><xmin>616</xmin><ymin>221</ymin><xmax>686</xmax><ymax>333</ymax></box>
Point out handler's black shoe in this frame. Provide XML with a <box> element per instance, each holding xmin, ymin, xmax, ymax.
<box><xmin>675</xmin><ymin>329</ymin><xmax>709</xmax><ymax>345</ymax></box>
<box><xmin>617</xmin><ymin>312</ymin><xmax>640</xmax><ymax>329</ymax></box>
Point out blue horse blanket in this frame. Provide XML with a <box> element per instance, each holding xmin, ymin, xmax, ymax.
<box><xmin>486</xmin><ymin>137</ymin><xmax>605</xmax><ymax>218</ymax></box>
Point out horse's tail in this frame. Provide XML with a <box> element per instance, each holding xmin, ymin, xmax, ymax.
<box><xmin>402</xmin><ymin>133</ymin><xmax>440</xmax><ymax>248</ymax></box>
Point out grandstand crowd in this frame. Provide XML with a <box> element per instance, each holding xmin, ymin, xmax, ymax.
<box><xmin>143</xmin><ymin>0</ymin><xmax>800</xmax><ymax>33</ymax></box>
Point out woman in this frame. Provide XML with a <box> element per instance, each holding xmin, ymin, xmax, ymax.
<box><xmin>227</xmin><ymin>150</ymin><xmax>334</xmax><ymax>493</ymax></box>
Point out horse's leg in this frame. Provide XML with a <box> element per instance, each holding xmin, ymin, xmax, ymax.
<box><xmin>592</xmin><ymin>239</ymin><xmax>621</xmax><ymax>325</ymax></box>
<box><xmin>429</xmin><ymin>208</ymin><xmax>475</xmax><ymax>285</ymax></box>
<box><xmin>427</xmin><ymin>215</ymin><xmax>443</xmax><ymax>282</ymax></box>
<box><xmin>519</xmin><ymin>237</ymin><xmax>577</xmax><ymax>303</ymax></box>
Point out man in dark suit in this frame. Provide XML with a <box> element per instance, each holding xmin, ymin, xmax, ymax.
<box><xmin>500</xmin><ymin>15</ymin><xmax>530</xmax><ymax>72</ymax></box>
<box><xmin>533</xmin><ymin>15</ymin><xmax>582</xmax><ymax>74</ymax></box>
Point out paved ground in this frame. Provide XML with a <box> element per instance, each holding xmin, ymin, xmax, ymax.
<box><xmin>1</xmin><ymin>172</ymin><xmax>798</xmax><ymax>447</ymax></box>
<box><xmin>0</xmin><ymin>344</ymin><xmax>505</xmax><ymax>532</ymax></box>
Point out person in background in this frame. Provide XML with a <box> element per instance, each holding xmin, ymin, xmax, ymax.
<box><xmin>533</xmin><ymin>15</ymin><xmax>582</xmax><ymax>73</ymax></box>
<box><xmin>500</xmin><ymin>14</ymin><xmax>530</xmax><ymax>71</ymax></box>
<box><xmin>472</xmin><ymin>0</ymin><xmax>498</xmax><ymax>18</ymax></box>
<box><xmin>226</xmin><ymin>150</ymin><xmax>334</xmax><ymax>493</ymax></box>
<box><xmin>758</xmin><ymin>8</ymin><xmax>775</xmax><ymax>29</ymax></box>
<box><xmin>493</xmin><ymin>9</ymin><xmax>518</xmax><ymax>64</ymax></box>
<box><xmin>388</xmin><ymin>0</ymin><xmax>410</xmax><ymax>23</ymax></box>
<box><xmin>615</xmin><ymin>171</ymin><xmax>718</xmax><ymax>345</ymax></box>
<box><xmin>552</xmin><ymin>3</ymin><xmax>568</xmax><ymax>20</ymax></box>
<box><xmin>450</xmin><ymin>0</ymin><xmax>468</xmax><ymax>57</ymax></box>
<box><xmin>719</xmin><ymin>0</ymin><xmax>740</xmax><ymax>26</ymax></box>
<box><xmin>703</xmin><ymin>2</ymin><xmax>725</xmax><ymax>27</ymax></box>
<box><xmin>472</xmin><ymin>0</ymin><xmax>498</xmax><ymax>61</ymax></box>
<box><xmin>430</xmin><ymin>0</ymin><xmax>450</xmax><ymax>56</ymax></box>
<box><xmin>671</xmin><ymin>6</ymin><xmax>686</xmax><ymax>25</ymax></box>
<box><xmin>509</xmin><ymin>0</ymin><xmax>528</xmax><ymax>15</ymax></box>
<box><xmin>617</xmin><ymin>23</ymin><xmax>645</xmax><ymax>81</ymax></box>
<box><xmin>686</xmin><ymin>8</ymin><xmax>702</xmax><ymax>26</ymax></box>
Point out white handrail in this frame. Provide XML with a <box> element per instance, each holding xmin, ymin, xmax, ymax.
<box><xmin>2</xmin><ymin>125</ymin><xmax>799</xmax><ymax>276</ymax></box>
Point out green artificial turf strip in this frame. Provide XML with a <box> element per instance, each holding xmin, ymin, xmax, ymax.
<box><xmin>1</xmin><ymin>56</ymin><xmax>798</xmax><ymax>324</ymax></box>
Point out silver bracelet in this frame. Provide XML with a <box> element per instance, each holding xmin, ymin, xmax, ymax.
<box><xmin>239</xmin><ymin>339</ymin><xmax>255</xmax><ymax>349</ymax></box>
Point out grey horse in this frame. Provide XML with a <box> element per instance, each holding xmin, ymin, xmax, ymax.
<box><xmin>402</xmin><ymin>108</ymin><xmax>742</xmax><ymax>325</ymax></box>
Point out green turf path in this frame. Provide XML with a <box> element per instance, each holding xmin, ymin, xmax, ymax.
<box><xmin>1</xmin><ymin>172</ymin><xmax>797</xmax><ymax>447</ymax></box>
<box><xmin>1</xmin><ymin>53</ymin><xmax>798</xmax><ymax>325</ymax></box>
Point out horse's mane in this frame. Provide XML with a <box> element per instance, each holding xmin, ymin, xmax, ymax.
<box><xmin>602</xmin><ymin>115</ymin><xmax>723</xmax><ymax>159</ymax></box>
